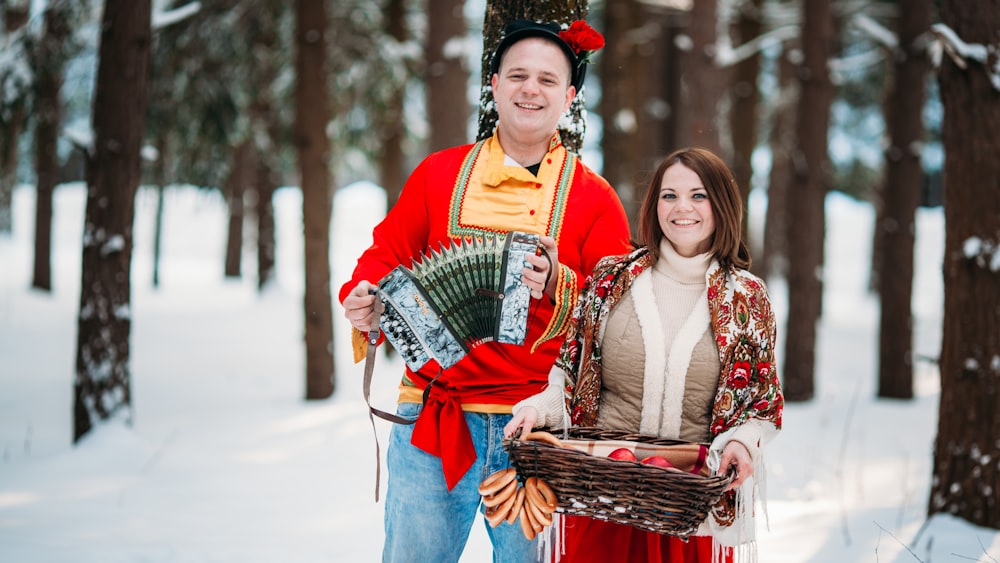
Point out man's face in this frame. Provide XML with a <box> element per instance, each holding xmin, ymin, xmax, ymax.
<box><xmin>491</xmin><ymin>38</ymin><xmax>576</xmax><ymax>142</ymax></box>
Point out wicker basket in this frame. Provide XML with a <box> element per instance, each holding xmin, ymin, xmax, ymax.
<box><xmin>504</xmin><ymin>427</ymin><xmax>733</xmax><ymax>538</ymax></box>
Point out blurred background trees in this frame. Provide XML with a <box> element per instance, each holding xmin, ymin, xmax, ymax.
<box><xmin>3</xmin><ymin>0</ymin><xmax>999</xmax><ymax>529</ymax></box>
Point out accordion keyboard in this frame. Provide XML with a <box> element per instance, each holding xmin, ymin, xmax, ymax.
<box><xmin>376</xmin><ymin>231</ymin><xmax>540</xmax><ymax>372</ymax></box>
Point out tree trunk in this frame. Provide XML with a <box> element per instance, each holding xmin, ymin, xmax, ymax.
<box><xmin>600</xmin><ymin>3</ymin><xmax>682</xmax><ymax>231</ymax></box>
<box><xmin>783</xmin><ymin>0</ymin><xmax>834</xmax><ymax>402</ymax></box>
<box><xmin>658</xmin><ymin>12</ymin><xmax>685</xmax><ymax>155</ymax></box>
<box><xmin>685</xmin><ymin>0</ymin><xmax>722</xmax><ymax>154</ymax></box>
<box><xmin>876</xmin><ymin>0</ymin><xmax>930</xmax><ymax>400</ymax></box>
<box><xmin>151</xmin><ymin>133</ymin><xmax>168</xmax><ymax>289</ymax></box>
<box><xmin>74</xmin><ymin>0</ymin><xmax>152</xmax><ymax>442</ymax></box>
<box><xmin>728</xmin><ymin>0</ymin><xmax>763</xmax><ymax>250</ymax></box>
<box><xmin>381</xmin><ymin>0</ymin><xmax>411</xmax><ymax>208</ymax></box>
<box><xmin>32</xmin><ymin>5</ymin><xmax>63</xmax><ymax>291</ymax></box>
<box><xmin>0</xmin><ymin>3</ymin><xmax>30</xmax><ymax>234</ymax></box>
<box><xmin>255</xmin><ymin>156</ymin><xmax>276</xmax><ymax>290</ymax></box>
<box><xmin>245</xmin><ymin>0</ymin><xmax>282</xmax><ymax>291</ymax></box>
<box><xmin>426</xmin><ymin>0</ymin><xmax>469</xmax><ymax>154</ymax></box>
<box><xmin>760</xmin><ymin>37</ymin><xmax>799</xmax><ymax>280</ymax></box>
<box><xmin>224</xmin><ymin>140</ymin><xmax>252</xmax><ymax>279</ymax></box>
<box><xmin>929</xmin><ymin>0</ymin><xmax>1000</xmax><ymax>529</ymax></box>
<box><xmin>0</xmin><ymin>106</ymin><xmax>22</xmax><ymax>234</ymax></box>
<box><xmin>295</xmin><ymin>0</ymin><xmax>335</xmax><ymax>400</ymax></box>
<box><xmin>153</xmin><ymin>184</ymin><xmax>165</xmax><ymax>287</ymax></box>
<box><xmin>477</xmin><ymin>1</ymin><xmax>589</xmax><ymax>153</ymax></box>
<box><xmin>600</xmin><ymin>0</ymin><xmax>656</xmax><ymax>232</ymax></box>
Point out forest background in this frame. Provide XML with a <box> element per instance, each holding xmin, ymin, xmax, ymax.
<box><xmin>0</xmin><ymin>0</ymin><xmax>998</xmax><ymax>560</ymax></box>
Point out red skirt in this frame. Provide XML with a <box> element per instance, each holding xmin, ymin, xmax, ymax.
<box><xmin>554</xmin><ymin>515</ymin><xmax>732</xmax><ymax>563</ymax></box>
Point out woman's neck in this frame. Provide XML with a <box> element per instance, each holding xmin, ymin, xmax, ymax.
<box><xmin>655</xmin><ymin>238</ymin><xmax>711</xmax><ymax>285</ymax></box>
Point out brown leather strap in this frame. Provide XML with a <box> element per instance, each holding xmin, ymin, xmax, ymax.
<box><xmin>363</xmin><ymin>298</ymin><xmax>414</xmax><ymax>425</ymax></box>
<box><xmin>363</xmin><ymin>290</ymin><xmax>417</xmax><ymax>502</ymax></box>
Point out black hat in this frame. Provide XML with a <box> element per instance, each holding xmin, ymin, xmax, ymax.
<box><xmin>490</xmin><ymin>19</ymin><xmax>604</xmax><ymax>93</ymax></box>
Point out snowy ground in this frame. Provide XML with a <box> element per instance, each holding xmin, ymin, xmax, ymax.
<box><xmin>0</xmin><ymin>181</ymin><xmax>998</xmax><ymax>562</ymax></box>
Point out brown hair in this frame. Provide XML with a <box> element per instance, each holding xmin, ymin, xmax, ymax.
<box><xmin>635</xmin><ymin>147</ymin><xmax>751</xmax><ymax>270</ymax></box>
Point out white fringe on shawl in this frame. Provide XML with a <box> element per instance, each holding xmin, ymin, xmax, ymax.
<box><xmin>702</xmin><ymin>421</ymin><xmax>776</xmax><ymax>563</ymax></box>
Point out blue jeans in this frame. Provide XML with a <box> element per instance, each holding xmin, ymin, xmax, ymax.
<box><xmin>382</xmin><ymin>402</ymin><xmax>540</xmax><ymax>563</ymax></box>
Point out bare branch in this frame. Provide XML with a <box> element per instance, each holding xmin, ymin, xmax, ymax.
<box><xmin>874</xmin><ymin>521</ymin><xmax>925</xmax><ymax>562</ymax></box>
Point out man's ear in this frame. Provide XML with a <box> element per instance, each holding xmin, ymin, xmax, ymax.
<box><xmin>564</xmin><ymin>85</ymin><xmax>577</xmax><ymax>111</ymax></box>
<box><xmin>491</xmin><ymin>73</ymin><xmax>498</xmax><ymax>92</ymax></box>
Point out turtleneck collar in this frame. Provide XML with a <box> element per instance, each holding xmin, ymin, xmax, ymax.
<box><xmin>653</xmin><ymin>238</ymin><xmax>712</xmax><ymax>285</ymax></box>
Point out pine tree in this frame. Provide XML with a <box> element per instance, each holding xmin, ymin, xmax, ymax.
<box><xmin>74</xmin><ymin>0</ymin><xmax>152</xmax><ymax>442</ymax></box>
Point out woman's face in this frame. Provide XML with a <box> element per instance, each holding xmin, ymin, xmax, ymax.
<box><xmin>656</xmin><ymin>162</ymin><xmax>716</xmax><ymax>257</ymax></box>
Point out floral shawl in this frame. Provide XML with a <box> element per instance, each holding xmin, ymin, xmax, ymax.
<box><xmin>554</xmin><ymin>246</ymin><xmax>784</xmax><ymax>538</ymax></box>
<box><xmin>557</xmin><ymin>246</ymin><xmax>783</xmax><ymax>434</ymax></box>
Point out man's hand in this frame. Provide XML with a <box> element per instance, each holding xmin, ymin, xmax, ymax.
<box><xmin>343</xmin><ymin>280</ymin><xmax>377</xmax><ymax>332</ymax></box>
<box><xmin>522</xmin><ymin>236</ymin><xmax>559</xmax><ymax>300</ymax></box>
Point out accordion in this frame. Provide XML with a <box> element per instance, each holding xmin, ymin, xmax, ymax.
<box><xmin>376</xmin><ymin>231</ymin><xmax>541</xmax><ymax>372</ymax></box>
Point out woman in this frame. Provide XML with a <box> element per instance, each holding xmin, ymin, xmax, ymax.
<box><xmin>505</xmin><ymin>147</ymin><xmax>784</xmax><ymax>562</ymax></box>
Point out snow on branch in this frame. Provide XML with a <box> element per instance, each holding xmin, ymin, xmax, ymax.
<box><xmin>930</xmin><ymin>22</ymin><xmax>1000</xmax><ymax>92</ymax></box>
<box><xmin>963</xmin><ymin>237</ymin><xmax>1000</xmax><ymax>272</ymax></box>
<box><xmin>851</xmin><ymin>13</ymin><xmax>897</xmax><ymax>51</ymax></box>
<box><xmin>828</xmin><ymin>49</ymin><xmax>885</xmax><ymax>75</ymax></box>
<box><xmin>638</xmin><ymin>0</ymin><xmax>692</xmax><ymax>10</ymax></box>
<box><xmin>152</xmin><ymin>2</ymin><xmax>201</xmax><ymax>31</ymax></box>
<box><xmin>714</xmin><ymin>25</ymin><xmax>800</xmax><ymax>68</ymax></box>
<box><xmin>0</xmin><ymin>27</ymin><xmax>33</xmax><ymax>116</ymax></box>
<box><xmin>63</xmin><ymin>123</ymin><xmax>94</xmax><ymax>156</ymax></box>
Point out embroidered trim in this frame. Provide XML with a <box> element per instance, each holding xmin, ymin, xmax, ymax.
<box><xmin>446</xmin><ymin>136</ymin><xmax>575</xmax><ymax>240</ymax></box>
<box><xmin>532</xmin><ymin>264</ymin><xmax>578</xmax><ymax>351</ymax></box>
<box><xmin>447</xmin><ymin>140</ymin><xmax>491</xmax><ymax>238</ymax></box>
<box><xmin>546</xmin><ymin>157</ymin><xmax>575</xmax><ymax>238</ymax></box>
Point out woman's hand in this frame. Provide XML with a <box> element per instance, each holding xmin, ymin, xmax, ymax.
<box><xmin>719</xmin><ymin>440</ymin><xmax>753</xmax><ymax>491</ymax></box>
<box><xmin>504</xmin><ymin>406</ymin><xmax>539</xmax><ymax>439</ymax></box>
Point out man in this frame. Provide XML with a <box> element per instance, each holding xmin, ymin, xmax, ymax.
<box><xmin>340</xmin><ymin>19</ymin><xmax>630</xmax><ymax>563</ymax></box>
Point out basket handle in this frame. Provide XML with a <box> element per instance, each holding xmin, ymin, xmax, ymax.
<box><xmin>521</xmin><ymin>430</ymin><xmax>565</xmax><ymax>448</ymax></box>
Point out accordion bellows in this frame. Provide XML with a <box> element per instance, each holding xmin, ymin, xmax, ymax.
<box><xmin>377</xmin><ymin>231</ymin><xmax>540</xmax><ymax>372</ymax></box>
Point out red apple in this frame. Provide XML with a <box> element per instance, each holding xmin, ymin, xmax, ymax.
<box><xmin>607</xmin><ymin>448</ymin><xmax>637</xmax><ymax>462</ymax></box>
<box><xmin>640</xmin><ymin>455</ymin><xmax>673</xmax><ymax>468</ymax></box>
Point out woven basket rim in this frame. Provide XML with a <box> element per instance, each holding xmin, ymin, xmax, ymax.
<box><xmin>504</xmin><ymin>427</ymin><xmax>733</xmax><ymax>537</ymax></box>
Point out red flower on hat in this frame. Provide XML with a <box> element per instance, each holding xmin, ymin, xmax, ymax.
<box><xmin>558</xmin><ymin>20</ymin><xmax>605</xmax><ymax>55</ymax></box>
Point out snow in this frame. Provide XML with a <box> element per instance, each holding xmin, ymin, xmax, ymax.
<box><xmin>1</xmin><ymin>181</ymin><xmax>999</xmax><ymax>562</ymax></box>
<box><xmin>962</xmin><ymin>236</ymin><xmax>1000</xmax><ymax>272</ymax></box>
<box><xmin>151</xmin><ymin>1</ymin><xmax>201</xmax><ymax>31</ymax></box>
<box><xmin>931</xmin><ymin>23</ymin><xmax>1000</xmax><ymax>92</ymax></box>
<box><xmin>0</xmin><ymin>30</ymin><xmax>33</xmax><ymax>112</ymax></box>
<box><xmin>851</xmin><ymin>13</ymin><xmax>898</xmax><ymax>51</ymax></box>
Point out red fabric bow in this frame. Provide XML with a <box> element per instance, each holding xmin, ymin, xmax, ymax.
<box><xmin>410</xmin><ymin>382</ymin><xmax>477</xmax><ymax>490</ymax></box>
